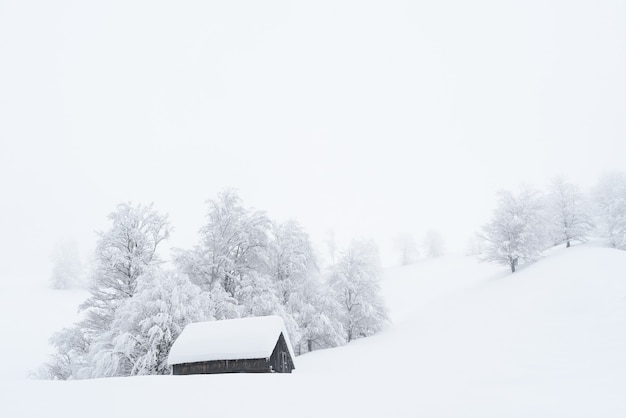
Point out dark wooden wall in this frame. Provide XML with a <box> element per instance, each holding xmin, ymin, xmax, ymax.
<box><xmin>173</xmin><ymin>358</ymin><xmax>271</xmax><ymax>375</ymax></box>
<box><xmin>268</xmin><ymin>333</ymin><xmax>295</xmax><ymax>373</ymax></box>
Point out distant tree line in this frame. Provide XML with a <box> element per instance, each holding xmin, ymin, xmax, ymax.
<box><xmin>41</xmin><ymin>189</ymin><xmax>388</xmax><ymax>379</ymax></box>
<box><xmin>480</xmin><ymin>172</ymin><xmax>626</xmax><ymax>272</ymax></box>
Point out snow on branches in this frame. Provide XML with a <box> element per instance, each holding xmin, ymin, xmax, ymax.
<box><xmin>42</xmin><ymin>191</ymin><xmax>389</xmax><ymax>379</ymax></box>
<box><xmin>481</xmin><ymin>187</ymin><xmax>548</xmax><ymax>273</ymax></box>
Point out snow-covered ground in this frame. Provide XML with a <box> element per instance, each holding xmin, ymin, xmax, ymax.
<box><xmin>0</xmin><ymin>280</ymin><xmax>87</xmax><ymax>380</ymax></box>
<box><xmin>2</xmin><ymin>244</ymin><xmax>625</xmax><ymax>417</ymax></box>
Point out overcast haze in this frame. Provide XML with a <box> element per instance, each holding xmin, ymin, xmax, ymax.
<box><xmin>1</xmin><ymin>0</ymin><xmax>625</xmax><ymax>278</ymax></box>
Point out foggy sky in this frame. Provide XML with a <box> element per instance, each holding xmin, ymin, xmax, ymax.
<box><xmin>1</xmin><ymin>0</ymin><xmax>625</xmax><ymax>279</ymax></box>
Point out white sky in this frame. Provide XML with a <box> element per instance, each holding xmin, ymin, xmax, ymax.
<box><xmin>1</xmin><ymin>0</ymin><xmax>625</xmax><ymax>278</ymax></box>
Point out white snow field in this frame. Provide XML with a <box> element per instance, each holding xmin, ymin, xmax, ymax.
<box><xmin>1</xmin><ymin>244</ymin><xmax>626</xmax><ymax>417</ymax></box>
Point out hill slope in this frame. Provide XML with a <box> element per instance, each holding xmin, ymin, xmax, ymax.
<box><xmin>1</xmin><ymin>244</ymin><xmax>625</xmax><ymax>417</ymax></box>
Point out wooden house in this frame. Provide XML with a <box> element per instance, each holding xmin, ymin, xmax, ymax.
<box><xmin>167</xmin><ymin>315</ymin><xmax>296</xmax><ymax>374</ymax></box>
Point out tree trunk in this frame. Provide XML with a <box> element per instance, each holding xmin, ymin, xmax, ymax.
<box><xmin>566</xmin><ymin>240</ymin><xmax>571</xmax><ymax>248</ymax></box>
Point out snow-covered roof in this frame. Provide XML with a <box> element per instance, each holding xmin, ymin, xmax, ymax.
<box><xmin>167</xmin><ymin>315</ymin><xmax>296</xmax><ymax>366</ymax></box>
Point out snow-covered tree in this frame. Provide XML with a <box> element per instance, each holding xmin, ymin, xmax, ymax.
<box><xmin>42</xmin><ymin>326</ymin><xmax>89</xmax><ymax>380</ymax></box>
<box><xmin>176</xmin><ymin>189</ymin><xmax>270</xmax><ymax>299</ymax></box>
<box><xmin>328</xmin><ymin>240</ymin><xmax>389</xmax><ymax>342</ymax></box>
<box><xmin>44</xmin><ymin>202</ymin><xmax>171</xmax><ymax>379</ymax></box>
<box><xmin>481</xmin><ymin>187</ymin><xmax>547</xmax><ymax>273</ymax></box>
<box><xmin>205</xmin><ymin>283</ymin><xmax>240</xmax><ymax>321</ymax></box>
<box><xmin>49</xmin><ymin>239</ymin><xmax>84</xmax><ymax>289</ymax></box>
<box><xmin>423</xmin><ymin>229</ymin><xmax>445</xmax><ymax>258</ymax></box>
<box><xmin>293</xmin><ymin>285</ymin><xmax>346</xmax><ymax>354</ymax></box>
<box><xmin>268</xmin><ymin>220</ymin><xmax>317</xmax><ymax>302</ymax></box>
<box><xmin>82</xmin><ymin>202</ymin><xmax>171</xmax><ymax>335</ymax></box>
<box><xmin>236</xmin><ymin>271</ymin><xmax>286</xmax><ymax>318</ymax></box>
<box><xmin>393</xmin><ymin>233</ymin><xmax>419</xmax><ymax>265</ymax></box>
<box><xmin>593</xmin><ymin>172</ymin><xmax>626</xmax><ymax>250</ymax></box>
<box><xmin>265</xmin><ymin>220</ymin><xmax>319</xmax><ymax>348</ymax></box>
<box><xmin>89</xmin><ymin>269</ymin><xmax>208</xmax><ymax>377</ymax></box>
<box><xmin>547</xmin><ymin>177</ymin><xmax>593</xmax><ymax>248</ymax></box>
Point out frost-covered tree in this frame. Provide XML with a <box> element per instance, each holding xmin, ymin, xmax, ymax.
<box><xmin>49</xmin><ymin>239</ymin><xmax>84</xmax><ymax>289</ymax></box>
<box><xmin>266</xmin><ymin>220</ymin><xmax>319</xmax><ymax>347</ymax></box>
<box><xmin>423</xmin><ymin>229</ymin><xmax>445</xmax><ymax>258</ymax></box>
<box><xmin>236</xmin><ymin>271</ymin><xmax>286</xmax><ymax>318</ymax></box>
<box><xmin>293</xmin><ymin>284</ymin><xmax>346</xmax><ymax>353</ymax></box>
<box><xmin>81</xmin><ymin>202</ymin><xmax>171</xmax><ymax>334</ymax></box>
<box><xmin>593</xmin><ymin>172</ymin><xmax>626</xmax><ymax>250</ymax></box>
<box><xmin>90</xmin><ymin>269</ymin><xmax>208</xmax><ymax>377</ymax></box>
<box><xmin>205</xmin><ymin>282</ymin><xmax>240</xmax><ymax>320</ymax></box>
<box><xmin>268</xmin><ymin>220</ymin><xmax>317</xmax><ymax>302</ymax></box>
<box><xmin>481</xmin><ymin>187</ymin><xmax>547</xmax><ymax>272</ymax></box>
<box><xmin>176</xmin><ymin>189</ymin><xmax>270</xmax><ymax>299</ymax></box>
<box><xmin>44</xmin><ymin>202</ymin><xmax>171</xmax><ymax>379</ymax></box>
<box><xmin>393</xmin><ymin>233</ymin><xmax>419</xmax><ymax>265</ymax></box>
<box><xmin>42</xmin><ymin>326</ymin><xmax>90</xmax><ymax>380</ymax></box>
<box><xmin>328</xmin><ymin>240</ymin><xmax>389</xmax><ymax>342</ymax></box>
<box><xmin>547</xmin><ymin>177</ymin><xmax>593</xmax><ymax>248</ymax></box>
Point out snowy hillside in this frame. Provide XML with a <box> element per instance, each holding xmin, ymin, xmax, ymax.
<box><xmin>0</xmin><ymin>280</ymin><xmax>87</xmax><ymax>380</ymax></box>
<box><xmin>2</xmin><ymin>244</ymin><xmax>626</xmax><ymax>417</ymax></box>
